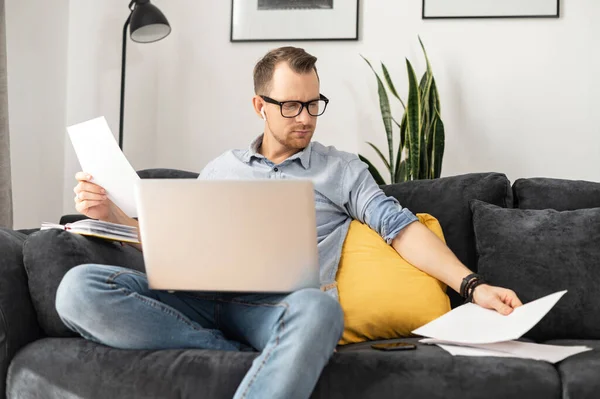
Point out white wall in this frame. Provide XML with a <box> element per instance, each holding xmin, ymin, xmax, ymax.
<box><xmin>7</xmin><ymin>0</ymin><xmax>600</xmax><ymax>228</ymax></box>
<box><xmin>62</xmin><ymin>0</ymin><xmax>160</xmax><ymax>216</ymax></box>
<box><xmin>6</xmin><ymin>0</ymin><xmax>69</xmax><ymax>230</ymax></box>
<box><xmin>154</xmin><ymin>0</ymin><xmax>600</xmax><ymax>184</ymax></box>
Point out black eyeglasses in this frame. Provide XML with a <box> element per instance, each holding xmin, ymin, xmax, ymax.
<box><xmin>260</xmin><ymin>94</ymin><xmax>329</xmax><ymax>118</ymax></box>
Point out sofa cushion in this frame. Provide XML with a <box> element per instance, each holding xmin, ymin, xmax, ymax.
<box><xmin>513</xmin><ymin>177</ymin><xmax>600</xmax><ymax>211</ymax></box>
<box><xmin>7</xmin><ymin>337</ymin><xmax>561</xmax><ymax>399</ymax></box>
<box><xmin>0</xmin><ymin>229</ymin><xmax>42</xmax><ymax>397</ymax></box>
<box><xmin>22</xmin><ymin>229</ymin><xmax>145</xmax><ymax>337</ymax></box>
<box><xmin>382</xmin><ymin>173</ymin><xmax>512</xmax><ymax>307</ymax></box>
<box><xmin>336</xmin><ymin>215</ymin><xmax>450</xmax><ymax>345</ymax></box>
<box><xmin>544</xmin><ymin>339</ymin><xmax>600</xmax><ymax>399</ymax></box>
<box><xmin>471</xmin><ymin>200</ymin><xmax>600</xmax><ymax>340</ymax></box>
<box><xmin>15</xmin><ymin>228</ymin><xmax>40</xmax><ymax>236</ymax></box>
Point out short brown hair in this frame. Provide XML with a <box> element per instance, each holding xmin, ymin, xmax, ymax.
<box><xmin>253</xmin><ymin>46</ymin><xmax>319</xmax><ymax>95</ymax></box>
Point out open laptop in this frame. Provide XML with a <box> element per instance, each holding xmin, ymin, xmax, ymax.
<box><xmin>134</xmin><ymin>179</ymin><xmax>320</xmax><ymax>293</ymax></box>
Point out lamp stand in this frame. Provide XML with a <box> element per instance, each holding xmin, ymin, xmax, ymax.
<box><xmin>119</xmin><ymin>9</ymin><xmax>133</xmax><ymax>150</ymax></box>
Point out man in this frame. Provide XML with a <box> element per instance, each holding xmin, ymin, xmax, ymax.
<box><xmin>57</xmin><ymin>46</ymin><xmax>523</xmax><ymax>399</ymax></box>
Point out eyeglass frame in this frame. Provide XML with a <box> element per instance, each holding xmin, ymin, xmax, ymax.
<box><xmin>259</xmin><ymin>94</ymin><xmax>330</xmax><ymax>118</ymax></box>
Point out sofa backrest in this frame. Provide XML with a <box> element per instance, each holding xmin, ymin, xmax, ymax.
<box><xmin>137</xmin><ymin>168</ymin><xmax>199</xmax><ymax>180</ymax></box>
<box><xmin>23</xmin><ymin>229</ymin><xmax>146</xmax><ymax>338</ymax></box>
<box><xmin>382</xmin><ymin>172</ymin><xmax>513</xmax><ymax>308</ymax></box>
<box><xmin>513</xmin><ymin>177</ymin><xmax>600</xmax><ymax>211</ymax></box>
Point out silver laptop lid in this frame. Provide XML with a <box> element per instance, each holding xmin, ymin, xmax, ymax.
<box><xmin>135</xmin><ymin>179</ymin><xmax>320</xmax><ymax>293</ymax></box>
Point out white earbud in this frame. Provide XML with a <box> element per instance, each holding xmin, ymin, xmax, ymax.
<box><xmin>260</xmin><ymin>108</ymin><xmax>266</xmax><ymax>121</ymax></box>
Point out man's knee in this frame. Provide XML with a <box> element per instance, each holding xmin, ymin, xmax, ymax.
<box><xmin>286</xmin><ymin>288</ymin><xmax>344</xmax><ymax>334</ymax></box>
<box><xmin>55</xmin><ymin>264</ymin><xmax>107</xmax><ymax>323</ymax></box>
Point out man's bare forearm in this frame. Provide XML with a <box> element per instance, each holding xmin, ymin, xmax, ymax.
<box><xmin>391</xmin><ymin>221</ymin><xmax>471</xmax><ymax>294</ymax></box>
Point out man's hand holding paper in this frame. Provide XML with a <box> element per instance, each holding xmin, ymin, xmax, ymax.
<box><xmin>67</xmin><ymin>116</ymin><xmax>141</xmax><ymax>218</ymax></box>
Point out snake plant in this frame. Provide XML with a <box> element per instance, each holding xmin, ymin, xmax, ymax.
<box><xmin>359</xmin><ymin>37</ymin><xmax>445</xmax><ymax>185</ymax></box>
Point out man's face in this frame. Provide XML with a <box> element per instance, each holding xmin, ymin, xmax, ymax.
<box><xmin>261</xmin><ymin>62</ymin><xmax>320</xmax><ymax>150</ymax></box>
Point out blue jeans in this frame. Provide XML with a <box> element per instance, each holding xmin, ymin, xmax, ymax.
<box><xmin>55</xmin><ymin>264</ymin><xmax>344</xmax><ymax>399</ymax></box>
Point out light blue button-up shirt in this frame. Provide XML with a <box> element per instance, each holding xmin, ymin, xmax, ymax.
<box><xmin>199</xmin><ymin>134</ymin><xmax>418</xmax><ymax>300</ymax></box>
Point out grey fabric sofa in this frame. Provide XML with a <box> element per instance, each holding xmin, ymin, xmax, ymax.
<box><xmin>1</xmin><ymin>169</ymin><xmax>599</xmax><ymax>399</ymax></box>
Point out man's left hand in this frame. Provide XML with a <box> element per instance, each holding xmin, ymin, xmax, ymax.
<box><xmin>472</xmin><ymin>285</ymin><xmax>523</xmax><ymax>315</ymax></box>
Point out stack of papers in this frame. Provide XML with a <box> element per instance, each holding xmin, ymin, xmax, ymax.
<box><xmin>412</xmin><ymin>291</ymin><xmax>592</xmax><ymax>363</ymax></box>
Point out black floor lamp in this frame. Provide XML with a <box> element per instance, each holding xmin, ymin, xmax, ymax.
<box><xmin>119</xmin><ymin>0</ymin><xmax>171</xmax><ymax>150</ymax></box>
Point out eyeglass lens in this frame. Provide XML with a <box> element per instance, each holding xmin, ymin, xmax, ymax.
<box><xmin>281</xmin><ymin>100</ymin><xmax>327</xmax><ymax>117</ymax></box>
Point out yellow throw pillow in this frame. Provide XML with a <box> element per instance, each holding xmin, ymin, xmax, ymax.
<box><xmin>336</xmin><ymin>214</ymin><xmax>451</xmax><ymax>345</ymax></box>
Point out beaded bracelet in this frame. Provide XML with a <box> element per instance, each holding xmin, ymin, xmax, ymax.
<box><xmin>466</xmin><ymin>278</ymin><xmax>487</xmax><ymax>303</ymax></box>
<box><xmin>460</xmin><ymin>273</ymin><xmax>481</xmax><ymax>298</ymax></box>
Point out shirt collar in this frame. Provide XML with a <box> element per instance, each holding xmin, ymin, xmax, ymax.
<box><xmin>242</xmin><ymin>134</ymin><xmax>312</xmax><ymax>169</ymax></box>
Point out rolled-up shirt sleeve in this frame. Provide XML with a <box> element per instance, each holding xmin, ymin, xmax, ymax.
<box><xmin>342</xmin><ymin>158</ymin><xmax>418</xmax><ymax>244</ymax></box>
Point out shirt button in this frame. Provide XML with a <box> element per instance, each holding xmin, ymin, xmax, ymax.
<box><xmin>273</xmin><ymin>167</ymin><xmax>279</xmax><ymax>172</ymax></box>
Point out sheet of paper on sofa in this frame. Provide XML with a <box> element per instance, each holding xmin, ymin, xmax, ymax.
<box><xmin>422</xmin><ymin>339</ymin><xmax>592</xmax><ymax>364</ymax></box>
<box><xmin>67</xmin><ymin>116</ymin><xmax>140</xmax><ymax>218</ymax></box>
<box><xmin>412</xmin><ymin>290</ymin><xmax>567</xmax><ymax>344</ymax></box>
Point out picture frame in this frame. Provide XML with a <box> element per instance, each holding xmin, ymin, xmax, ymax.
<box><xmin>422</xmin><ymin>0</ymin><xmax>560</xmax><ymax>19</ymax></box>
<box><xmin>230</xmin><ymin>0</ymin><xmax>360</xmax><ymax>42</ymax></box>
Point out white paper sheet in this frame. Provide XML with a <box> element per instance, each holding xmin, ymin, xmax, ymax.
<box><xmin>424</xmin><ymin>340</ymin><xmax>592</xmax><ymax>364</ymax></box>
<box><xmin>67</xmin><ymin>116</ymin><xmax>140</xmax><ymax>217</ymax></box>
<box><xmin>412</xmin><ymin>291</ymin><xmax>567</xmax><ymax>344</ymax></box>
<box><xmin>434</xmin><ymin>344</ymin><xmax>518</xmax><ymax>359</ymax></box>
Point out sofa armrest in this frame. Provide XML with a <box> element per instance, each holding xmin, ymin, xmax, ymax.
<box><xmin>0</xmin><ymin>229</ymin><xmax>42</xmax><ymax>397</ymax></box>
<box><xmin>22</xmin><ymin>229</ymin><xmax>145</xmax><ymax>337</ymax></box>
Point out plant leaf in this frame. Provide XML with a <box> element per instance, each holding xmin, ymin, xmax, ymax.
<box><xmin>396</xmin><ymin>160</ymin><xmax>407</xmax><ymax>183</ymax></box>
<box><xmin>420</xmin><ymin>135</ymin><xmax>429</xmax><ymax>180</ymax></box>
<box><xmin>427</xmin><ymin>116</ymin><xmax>437</xmax><ymax>179</ymax></box>
<box><xmin>405</xmin><ymin>59</ymin><xmax>422</xmax><ymax>180</ymax></box>
<box><xmin>420</xmin><ymin>72</ymin><xmax>432</xmax><ymax>130</ymax></box>
<box><xmin>382</xmin><ymin>62</ymin><xmax>406</xmax><ymax>110</ymax></box>
<box><xmin>419</xmin><ymin>35</ymin><xmax>433</xmax><ymax>79</ymax></box>
<box><xmin>424</xmin><ymin>77</ymin><xmax>440</xmax><ymax>178</ymax></box>
<box><xmin>419</xmin><ymin>72</ymin><xmax>427</xmax><ymax>92</ymax></box>
<box><xmin>431</xmin><ymin>76</ymin><xmax>441</xmax><ymax>114</ymax></box>
<box><xmin>419</xmin><ymin>37</ymin><xmax>434</xmax><ymax>131</ymax></box>
<box><xmin>399</xmin><ymin>112</ymin><xmax>407</xmax><ymax>151</ymax></box>
<box><xmin>359</xmin><ymin>154</ymin><xmax>387</xmax><ymax>186</ymax></box>
<box><xmin>428</xmin><ymin>78</ymin><xmax>442</xmax><ymax>178</ymax></box>
<box><xmin>366</xmin><ymin>141</ymin><xmax>391</xmax><ymax>171</ymax></box>
<box><xmin>361</xmin><ymin>55</ymin><xmax>394</xmax><ymax>172</ymax></box>
<box><xmin>432</xmin><ymin>111</ymin><xmax>445</xmax><ymax>178</ymax></box>
<box><xmin>402</xmin><ymin>116</ymin><xmax>411</xmax><ymax>180</ymax></box>
<box><xmin>395</xmin><ymin>112</ymin><xmax>407</xmax><ymax>182</ymax></box>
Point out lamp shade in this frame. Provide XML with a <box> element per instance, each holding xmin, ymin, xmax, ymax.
<box><xmin>130</xmin><ymin>0</ymin><xmax>171</xmax><ymax>43</ymax></box>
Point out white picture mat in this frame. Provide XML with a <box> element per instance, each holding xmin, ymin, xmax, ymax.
<box><xmin>424</xmin><ymin>0</ymin><xmax>558</xmax><ymax>17</ymax></box>
<box><xmin>231</xmin><ymin>0</ymin><xmax>358</xmax><ymax>40</ymax></box>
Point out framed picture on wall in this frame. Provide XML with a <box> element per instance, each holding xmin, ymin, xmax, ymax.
<box><xmin>423</xmin><ymin>0</ymin><xmax>560</xmax><ymax>19</ymax></box>
<box><xmin>230</xmin><ymin>0</ymin><xmax>360</xmax><ymax>42</ymax></box>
